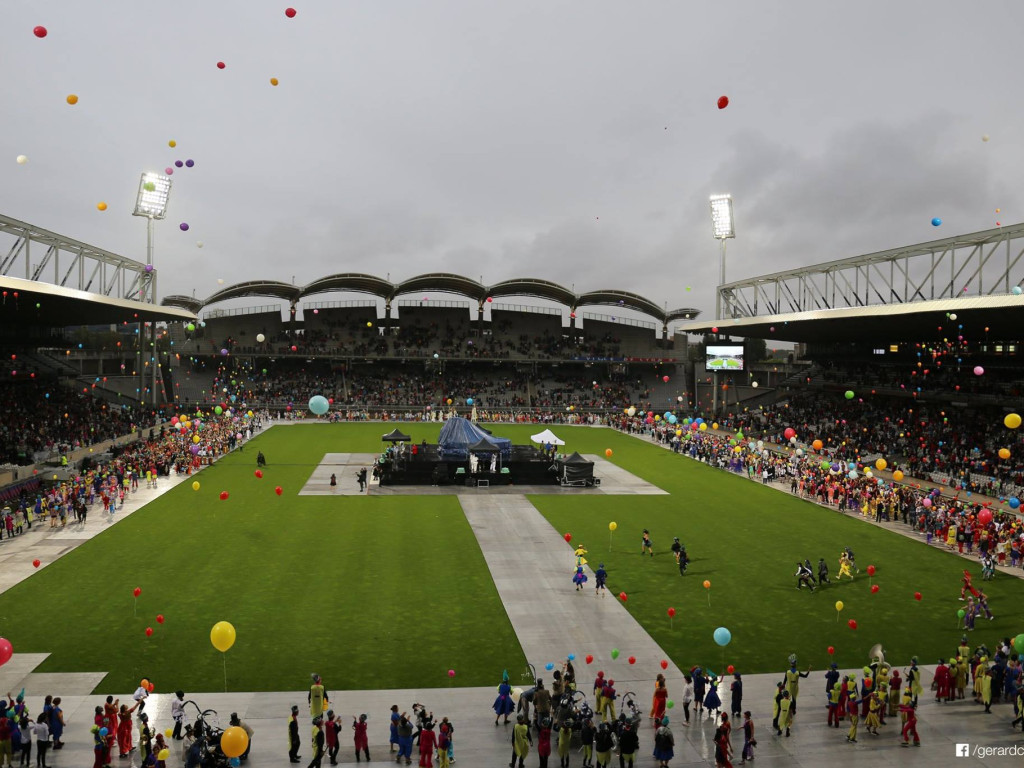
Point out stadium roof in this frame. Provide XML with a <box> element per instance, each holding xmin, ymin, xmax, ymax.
<box><xmin>163</xmin><ymin>273</ymin><xmax>701</xmax><ymax>326</ymax></box>
<box><xmin>675</xmin><ymin>294</ymin><xmax>1024</xmax><ymax>343</ymax></box>
<box><xmin>0</xmin><ymin>275</ymin><xmax>196</xmax><ymax>327</ymax></box>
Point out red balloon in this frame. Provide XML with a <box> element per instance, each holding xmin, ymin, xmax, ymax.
<box><xmin>216</xmin><ymin>61</ymin><xmax>226</xmax><ymax>69</ymax></box>
<box><xmin>667</xmin><ymin>607</ymin><xmax>676</xmax><ymax>618</ymax></box>
<box><xmin>870</xmin><ymin>584</ymin><xmax>879</xmax><ymax>594</ymax></box>
<box><xmin>717</xmin><ymin>95</ymin><xmax>729</xmax><ymax>110</ymax></box>
<box><xmin>32</xmin><ymin>559</ymin><xmax>40</xmax><ymax>568</ymax></box>
<box><xmin>219</xmin><ymin>491</ymin><xmax>229</xmax><ymax>500</ymax></box>
<box><xmin>827</xmin><ymin>646</ymin><xmax>835</xmax><ymax>655</ymax></box>
<box><xmin>978</xmin><ymin>509</ymin><xmax>993</xmax><ymax>526</ymax></box>
<box><xmin>275</xmin><ymin>486</ymin><xmax>283</xmax><ymax>496</ymax></box>
<box><xmin>285</xmin><ymin>7</ymin><xmax>297</xmax><ymax>17</ymax></box>
<box><xmin>145</xmin><ymin>627</ymin><xmax>153</xmax><ymax>637</ymax></box>
<box><xmin>619</xmin><ymin>592</ymin><xmax>628</xmax><ymax>602</ymax></box>
<box><xmin>564</xmin><ymin>532</ymin><xmax>572</xmax><ymax>543</ymax></box>
<box><xmin>784</xmin><ymin>427</ymin><xmax>796</xmax><ymax>440</ymax></box>
<box><xmin>727</xmin><ymin>664</ymin><xmax>735</xmax><ymax>674</ymax></box>
<box><xmin>156</xmin><ymin>615</ymin><xmax>165</xmax><ymax>624</ymax></box>
<box><xmin>847</xmin><ymin>619</ymin><xmax>857</xmax><ymax>630</ymax></box>
<box><xmin>585</xmin><ymin>654</ymin><xmax>594</xmax><ymax>664</ymax></box>
<box><xmin>0</xmin><ymin>638</ymin><xmax>13</xmax><ymax>666</ymax></box>
<box><xmin>33</xmin><ymin>26</ymin><xmax>48</xmax><ymax>38</ymax></box>
<box><xmin>133</xmin><ymin>587</ymin><xmax>142</xmax><ymax>598</ymax></box>
<box><xmin>627</xmin><ymin>656</ymin><xmax>636</xmax><ymax>665</ymax></box>
<box><xmin>914</xmin><ymin>592</ymin><xmax>922</xmax><ymax>601</ymax></box>
<box><xmin>662</xmin><ymin>375</ymin><xmax>669</xmax><ymax>383</ymax></box>
<box><xmin>254</xmin><ymin>470</ymin><xmax>263</xmax><ymax>479</ymax></box>
<box><xmin>866</xmin><ymin>565</ymin><xmax>876</xmax><ymax>576</ymax></box>
<box><xmin>660</xmin><ymin>660</ymin><xmax>668</xmax><ymax>670</ymax></box>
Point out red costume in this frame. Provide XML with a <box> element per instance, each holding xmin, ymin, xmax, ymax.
<box><xmin>353</xmin><ymin>720</ymin><xmax>368</xmax><ymax>751</ymax></box>
<box><xmin>934</xmin><ymin>664</ymin><xmax>951</xmax><ymax>702</ymax></box>
<box><xmin>418</xmin><ymin>727</ymin><xmax>436</xmax><ymax>767</ymax></box>
<box><xmin>960</xmin><ymin>570</ymin><xmax>980</xmax><ymax>600</ymax></box>
<box><xmin>652</xmin><ymin>685</ymin><xmax>668</xmax><ymax>722</ymax></box>
<box><xmin>899</xmin><ymin>704</ymin><xmax>919</xmax><ymax>745</ymax></box>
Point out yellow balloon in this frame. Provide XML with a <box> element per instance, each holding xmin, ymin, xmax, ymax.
<box><xmin>270</xmin><ymin>77</ymin><xmax>279</xmax><ymax>86</ymax></box>
<box><xmin>699</xmin><ymin>423</ymin><xmax>707</xmax><ymax>431</ymax></box>
<box><xmin>875</xmin><ymin>458</ymin><xmax>887</xmax><ymax>471</ymax></box>
<box><xmin>998</xmin><ymin>447</ymin><xmax>1011</xmax><ymax>460</ymax></box>
<box><xmin>892</xmin><ymin>470</ymin><xmax>904</xmax><ymax>482</ymax></box>
<box><xmin>164</xmin><ymin>728</ymin><xmax>173</xmax><ymax>738</ymax></box>
<box><xmin>96</xmin><ymin>202</ymin><xmax>107</xmax><ymax>211</ymax></box>
<box><xmin>608</xmin><ymin>521</ymin><xmax>618</xmax><ymax>532</ymax></box>
<box><xmin>168</xmin><ymin>140</ymin><xmax>177</xmax><ymax>148</ymax></box>
<box><xmin>1005</xmin><ymin>413</ymin><xmax>1022</xmax><ymax>429</ymax></box>
<box><xmin>220</xmin><ymin>726</ymin><xmax>249</xmax><ymax>758</ymax></box>
<box><xmin>157</xmin><ymin>749</ymin><xmax>170</xmax><ymax>761</ymax></box>
<box><xmin>675</xmin><ymin>430</ymin><xmax>682</xmax><ymax>437</ymax></box>
<box><xmin>192</xmin><ymin>435</ymin><xmax>201</xmax><ymax>444</ymax></box>
<box><xmin>712</xmin><ymin>422</ymin><xmax>719</xmax><ymax>430</ymax></box>
<box><xmin>192</xmin><ymin>481</ymin><xmax>200</xmax><ymax>491</ymax></box>
<box><xmin>210</xmin><ymin>621</ymin><xmax>236</xmax><ymax>653</ymax></box>
<box><xmin>835</xmin><ymin>601</ymin><xmax>844</xmax><ymax>612</ymax></box>
<box><xmin>66</xmin><ymin>94</ymin><xmax>78</xmax><ymax>105</ymax></box>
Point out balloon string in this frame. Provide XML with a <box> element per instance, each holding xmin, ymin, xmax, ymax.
<box><xmin>223</xmin><ymin>654</ymin><xmax>228</xmax><ymax>693</ymax></box>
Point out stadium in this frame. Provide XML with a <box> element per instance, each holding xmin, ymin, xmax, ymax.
<box><xmin>3</xmin><ymin>4</ymin><xmax>1024</xmax><ymax>768</ymax></box>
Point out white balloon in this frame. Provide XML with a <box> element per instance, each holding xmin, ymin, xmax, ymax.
<box><xmin>217</xmin><ymin>279</ymin><xmax>225</xmax><ymax>285</ymax></box>
<box><xmin>751</xmin><ymin>381</ymin><xmax>758</xmax><ymax>388</ymax></box>
<box><xmin>196</xmin><ymin>241</ymin><xmax>204</xmax><ymax>248</ymax></box>
<box><xmin>256</xmin><ymin>333</ymin><xmax>266</xmax><ymax>343</ymax></box>
<box><xmin>16</xmin><ymin>155</ymin><xmax>28</xmax><ymax>165</ymax></box>
<box><xmin>982</xmin><ymin>134</ymin><xmax>990</xmax><ymax>142</ymax></box>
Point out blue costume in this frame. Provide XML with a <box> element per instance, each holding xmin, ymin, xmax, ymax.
<box><xmin>572</xmin><ymin>567</ymin><xmax>588</xmax><ymax>589</ymax></box>
<box><xmin>494</xmin><ymin>681</ymin><xmax>514</xmax><ymax>717</ymax></box>
<box><xmin>703</xmin><ymin>678</ymin><xmax>722</xmax><ymax>712</ymax></box>
<box><xmin>595</xmin><ymin>564</ymin><xmax>607</xmax><ymax>591</ymax></box>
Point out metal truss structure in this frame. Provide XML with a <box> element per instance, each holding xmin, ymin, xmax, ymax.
<box><xmin>720</xmin><ymin>223</ymin><xmax>1024</xmax><ymax>318</ymax></box>
<box><xmin>0</xmin><ymin>214</ymin><xmax>154</xmax><ymax>303</ymax></box>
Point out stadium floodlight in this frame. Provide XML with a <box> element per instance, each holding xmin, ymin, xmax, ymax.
<box><xmin>133</xmin><ymin>172</ymin><xmax>172</xmax><ymax>219</ymax></box>
<box><xmin>709</xmin><ymin>194</ymin><xmax>735</xmax><ymax>322</ymax></box>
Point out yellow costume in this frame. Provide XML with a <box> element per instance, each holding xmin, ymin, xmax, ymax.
<box><xmin>864</xmin><ymin>693</ymin><xmax>881</xmax><ymax>733</ymax></box>
<box><xmin>837</xmin><ymin>553</ymin><xmax>853</xmax><ymax>580</ymax></box>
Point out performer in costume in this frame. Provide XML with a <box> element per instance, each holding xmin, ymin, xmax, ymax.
<box><xmin>494</xmin><ymin>671</ymin><xmax>515</xmax><ymax>725</ymax></box>
<box><xmin>703</xmin><ymin>674</ymin><xmax>722</xmax><ymax>721</ymax></box>
<box><xmin>817</xmin><ymin>558</ymin><xmax>830</xmax><ymax>584</ymax></box>
<box><xmin>898</xmin><ymin>702</ymin><xmax>919</xmax><ymax>746</ymax></box>
<box><xmin>837</xmin><ymin>552</ymin><xmax>853</xmax><ymax>580</ymax></box>
<box><xmin>784</xmin><ymin>659</ymin><xmax>810</xmax><ymax>713</ymax></box>
<box><xmin>594</xmin><ymin>564</ymin><xmax>607</xmax><ymax>597</ymax></box>
<box><xmin>907</xmin><ymin>658</ymin><xmax>923</xmax><ymax>707</ymax></box>
<box><xmin>795</xmin><ymin>562</ymin><xmax>816</xmax><ymax>591</ymax></box>
<box><xmin>573</xmin><ymin>566</ymin><xmax>588</xmax><ymax>591</ymax></box>
<box><xmin>959</xmin><ymin>569</ymin><xmax>980</xmax><ymax>600</ymax></box>
<box><xmin>934</xmin><ymin>660</ymin><xmax>951</xmax><ymax>702</ymax></box>
<box><xmin>309</xmin><ymin>674</ymin><xmax>328</xmax><ymax>721</ymax></box>
<box><xmin>641</xmin><ymin>530</ymin><xmax>653</xmax><ymax>557</ymax></box>
<box><xmin>863</xmin><ymin>691</ymin><xmax>882</xmax><ymax>735</ymax></box>
<box><xmin>650</xmin><ymin>674</ymin><xmax>668</xmax><ymax>725</ymax></box>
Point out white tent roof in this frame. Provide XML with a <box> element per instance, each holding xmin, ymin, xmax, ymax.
<box><xmin>531</xmin><ymin>428</ymin><xmax>565</xmax><ymax>446</ymax></box>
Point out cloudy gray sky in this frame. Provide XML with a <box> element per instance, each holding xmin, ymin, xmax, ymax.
<box><xmin>2</xmin><ymin>0</ymin><xmax>1019</xmax><ymax>323</ymax></box>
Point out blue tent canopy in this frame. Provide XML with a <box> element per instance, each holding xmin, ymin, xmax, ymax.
<box><xmin>438</xmin><ymin>417</ymin><xmax>512</xmax><ymax>460</ymax></box>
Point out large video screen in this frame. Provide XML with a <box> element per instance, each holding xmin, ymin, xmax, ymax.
<box><xmin>705</xmin><ymin>344</ymin><xmax>744</xmax><ymax>372</ymax></box>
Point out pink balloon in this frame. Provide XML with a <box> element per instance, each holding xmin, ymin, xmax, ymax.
<box><xmin>0</xmin><ymin>638</ymin><xmax>12</xmax><ymax>667</ymax></box>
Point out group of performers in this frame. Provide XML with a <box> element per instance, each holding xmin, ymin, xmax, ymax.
<box><xmin>958</xmin><ymin>569</ymin><xmax>996</xmax><ymax>628</ymax></box>
<box><xmin>569</xmin><ymin>544</ymin><xmax>607</xmax><ymax>595</ymax></box>
<box><xmin>794</xmin><ymin>549</ymin><xmax>857</xmax><ymax>591</ymax></box>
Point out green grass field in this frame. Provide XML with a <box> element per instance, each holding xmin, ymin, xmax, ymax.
<box><xmin>3</xmin><ymin>422</ymin><xmax>1021</xmax><ymax>693</ymax></box>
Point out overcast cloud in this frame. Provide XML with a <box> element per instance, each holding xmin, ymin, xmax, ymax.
<box><xmin>1</xmin><ymin>0</ymin><xmax>1020</xmax><ymax>322</ymax></box>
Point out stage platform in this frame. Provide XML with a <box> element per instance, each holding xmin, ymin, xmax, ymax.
<box><xmin>299</xmin><ymin>452</ymin><xmax>667</xmax><ymax>496</ymax></box>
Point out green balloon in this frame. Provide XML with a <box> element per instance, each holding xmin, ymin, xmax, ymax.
<box><xmin>1014</xmin><ymin>633</ymin><xmax>1024</xmax><ymax>652</ymax></box>
<box><xmin>845</xmin><ymin>390</ymin><xmax>855</xmax><ymax>399</ymax></box>
<box><xmin>143</xmin><ymin>182</ymin><xmax>156</xmax><ymax>192</ymax></box>
<box><xmin>610</xmin><ymin>649</ymin><xmax>620</xmax><ymax>660</ymax></box>
<box><xmin>957</xmin><ymin>609</ymin><xmax>966</xmax><ymax>619</ymax></box>
<box><xmin>666</xmin><ymin>700</ymin><xmax>674</xmax><ymax>709</ymax></box>
<box><xmin>214</xmin><ymin>406</ymin><xmax>223</xmax><ymax>415</ymax></box>
<box><xmin>186</xmin><ymin>323</ymin><xmax>195</xmax><ymax>332</ymax></box>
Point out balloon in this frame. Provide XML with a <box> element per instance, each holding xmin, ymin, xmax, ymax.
<box><xmin>100</xmin><ymin>728</ymin><xmax>109</xmax><ymax>737</ymax></box>
<box><xmin>32</xmin><ymin>559</ymin><xmax>40</xmax><ymax>568</ymax></box>
<box><xmin>255</xmin><ymin>470</ymin><xmax>263</xmax><ymax>479</ymax></box>
<box><xmin>974</xmin><ymin>366</ymin><xmax>985</xmax><ymax>376</ymax></box>
<box><xmin>133</xmin><ymin>587</ymin><xmax>142</xmax><ymax>598</ymax></box>
<box><xmin>713</xmin><ymin>627</ymin><xmax>732</xmax><ymax>646</ymax></box>
<box><xmin>957</xmin><ymin>609</ymin><xmax>966</xmax><ymax>619</ymax></box>
<box><xmin>931</xmin><ymin>217</ymin><xmax>942</xmax><ymax>227</ymax></box>
<box><xmin>727</xmin><ymin>665</ymin><xmax>735</xmax><ymax>674</ymax></box>
<box><xmin>157</xmin><ymin>749</ymin><xmax>170</xmax><ymax>761</ymax></box>
<box><xmin>827</xmin><ymin>646</ymin><xmax>835</xmax><ymax>655</ymax></box>
<box><xmin>270</xmin><ymin>77</ymin><xmax>279</xmax><ymax>86</ymax></box>
<box><xmin>168</xmin><ymin>140</ymin><xmax>176</xmax><ymax>147</ymax></box>
<box><xmin>66</xmin><ymin>94</ymin><xmax>78</xmax><ymax>105</ymax></box>
<box><xmin>219</xmin><ymin>491</ymin><xmax>229</xmax><ymax>501</ymax></box>
<box><xmin>870</xmin><ymin>585</ymin><xmax>879</xmax><ymax>594</ymax></box>
<box><xmin>978</xmin><ymin>509</ymin><xmax>992</xmax><ymax>525</ymax></box>
<box><xmin>308</xmin><ymin>395</ymin><xmax>330</xmax><ymax>415</ymax></box>
<box><xmin>1010</xmin><ymin>497</ymin><xmax>1021</xmax><ymax>509</ymax></box>
<box><xmin>610</xmin><ymin>649</ymin><xmax>619</xmax><ymax>659</ymax></box>
<box><xmin>619</xmin><ymin>592</ymin><xmax>628</xmax><ymax>602</ymax></box>
<box><xmin>563</xmin><ymin>533</ymin><xmax>572</xmax><ymax>542</ymax></box>
<box><xmin>844</xmin><ymin>390</ymin><xmax>854</xmax><ymax>399</ymax></box>
<box><xmin>545</xmin><ymin>662</ymin><xmax>554</xmax><ymax>671</ymax></box>
<box><xmin>186</xmin><ymin>323</ymin><xmax>196</xmax><ymax>332</ymax></box>
<box><xmin>0</xmin><ymin>638</ymin><xmax>13</xmax><ymax>667</ymax></box>
<box><xmin>145</xmin><ymin>627</ymin><xmax>153</xmax><ymax>637</ymax></box>
<box><xmin>585</xmin><ymin>655</ymin><xmax>594</xmax><ymax>664</ymax></box>
<box><xmin>174</xmin><ymin>160</ymin><xmax>184</xmax><ymax>168</ymax></box>
<box><xmin>847</xmin><ymin>619</ymin><xmax>857</xmax><ymax>630</ymax></box>
<box><xmin>627</xmin><ymin>656</ymin><xmax>636</xmax><ymax>665</ymax></box>
<box><xmin>922</xmin><ymin>497</ymin><xmax>932</xmax><ymax>508</ymax></box>
<box><xmin>914</xmin><ymin>592</ymin><xmax>922</xmax><ymax>601</ymax></box>
<box><xmin>703</xmin><ymin>580</ymin><xmax>711</xmax><ymax>589</ymax></box>
<box><xmin>866</xmin><ymin>565</ymin><xmax>876</xmax><ymax>576</ymax></box>
<box><xmin>286</xmin><ymin>7</ymin><xmax>297</xmax><ymax>17</ymax></box>
<box><xmin>220</xmin><ymin>726</ymin><xmax>249</xmax><ymax>758</ymax></box>
<box><xmin>165</xmin><ymin>729</ymin><xmax>173</xmax><ymax>738</ymax></box>
<box><xmin>662</xmin><ymin>375</ymin><xmax>669</xmax><ymax>383</ymax></box>
<box><xmin>667</xmin><ymin>607</ymin><xmax>676</xmax><ymax>618</ymax></box>
<box><xmin>605</xmin><ymin>449</ymin><xmax>613</xmax><ymax>457</ymax></box>
<box><xmin>275</xmin><ymin>486</ymin><xmax>283</xmax><ymax>496</ymax></box>
<box><xmin>33</xmin><ymin>26</ymin><xmax>48</xmax><ymax>38</ymax></box>
<box><xmin>874</xmin><ymin>459</ymin><xmax>886</xmax><ymax>471</ymax></box>
<box><xmin>96</xmin><ymin>202</ymin><xmax>107</xmax><ymax>211</ymax></box>
<box><xmin>982</xmin><ymin>134</ymin><xmax>990</xmax><ymax>141</ymax></box>
<box><xmin>812</xmin><ymin>439</ymin><xmax>823</xmax><ymax>451</ymax></box>
<box><xmin>157</xmin><ymin>615</ymin><xmax>165</xmax><ymax>624</ymax></box>
<box><xmin>717</xmin><ymin>95</ymin><xmax>729</xmax><ymax>109</ymax></box>
<box><xmin>998</xmin><ymin>448</ymin><xmax>1011</xmax><ymax>459</ymax></box>
<box><xmin>179</xmin><ymin>223</ymin><xmax>189</xmax><ymax>231</ymax></box>
<box><xmin>834</xmin><ymin>600</ymin><xmax>844</xmax><ymax>612</ymax></box>
<box><xmin>783</xmin><ymin>428</ymin><xmax>795</xmax><ymax>440</ymax></box>
<box><xmin>511</xmin><ymin>687</ymin><xmax>523</xmax><ymax>703</ymax></box>
<box><xmin>892</xmin><ymin>470</ymin><xmax>904</xmax><ymax>482</ymax></box>
<box><xmin>660</xmin><ymin>660</ymin><xmax>668</xmax><ymax>670</ymax></box>
<box><xmin>16</xmin><ymin>155</ymin><xmax>27</xmax><ymax>165</ymax></box>
<box><xmin>210</xmin><ymin>621</ymin><xmax>236</xmax><ymax>652</ymax></box>
<box><xmin>1014</xmin><ymin>286</ymin><xmax>1024</xmax><ymax>296</ymax></box>
<box><xmin>447</xmin><ymin>669</ymin><xmax>456</xmax><ymax>678</ymax></box>
<box><xmin>165</xmin><ymin>167</ymin><xmax>174</xmax><ymax>175</ymax></box>
<box><xmin>217</xmin><ymin>61</ymin><xmax>226</xmax><ymax>69</ymax></box>
<box><xmin>666</xmin><ymin>700</ymin><xmax>674</xmax><ymax>709</ymax></box>
<box><xmin>1014</xmin><ymin>633</ymin><xmax>1024</xmax><ymax>651</ymax></box>
<box><xmin>608</xmin><ymin>521</ymin><xmax>617</xmax><ymax>531</ymax></box>
<box><xmin>256</xmin><ymin>333</ymin><xmax>265</xmax><ymax>343</ymax></box>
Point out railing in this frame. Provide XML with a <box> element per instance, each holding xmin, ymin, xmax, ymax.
<box><xmin>203</xmin><ymin>305</ymin><xmax>281</xmax><ymax>319</ymax></box>
<box><xmin>581</xmin><ymin>312</ymin><xmax>657</xmax><ymax>330</ymax></box>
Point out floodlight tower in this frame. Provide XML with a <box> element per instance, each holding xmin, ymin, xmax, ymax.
<box><xmin>132</xmin><ymin>172</ymin><xmax>172</xmax><ymax>406</ymax></box>
<box><xmin>709</xmin><ymin>194</ymin><xmax>735</xmax><ymax>414</ymax></box>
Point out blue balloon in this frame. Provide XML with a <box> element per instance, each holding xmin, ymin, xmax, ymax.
<box><xmin>1013</xmin><ymin>286</ymin><xmax>1023</xmax><ymax>296</ymax></box>
<box><xmin>466</xmin><ymin>397</ymin><xmax>474</xmax><ymax>405</ymax></box>
<box><xmin>99</xmin><ymin>727</ymin><xmax>108</xmax><ymax>737</ymax></box>
<box><xmin>567</xmin><ymin>653</ymin><xmax>575</xmax><ymax>661</ymax></box>
<box><xmin>308</xmin><ymin>395</ymin><xmax>330</xmax><ymax>415</ymax></box>
<box><xmin>713</xmin><ymin>627</ymin><xmax>732</xmax><ymax>647</ymax></box>
<box><xmin>545</xmin><ymin>662</ymin><xmax>554</xmax><ymax>671</ymax></box>
<box><xmin>230</xmin><ymin>759</ymin><xmax>240</xmax><ymax>768</ymax></box>
<box><xmin>931</xmin><ymin>217</ymin><xmax>942</xmax><ymax>227</ymax></box>
<box><xmin>1010</xmin><ymin>497</ymin><xmax>1020</xmax><ymax>509</ymax></box>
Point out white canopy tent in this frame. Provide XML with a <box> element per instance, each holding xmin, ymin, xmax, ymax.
<box><xmin>530</xmin><ymin>428</ymin><xmax>565</xmax><ymax>446</ymax></box>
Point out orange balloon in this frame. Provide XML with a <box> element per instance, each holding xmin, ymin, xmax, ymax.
<box><xmin>96</xmin><ymin>202</ymin><xmax>107</xmax><ymax>211</ymax></box>
<box><xmin>270</xmin><ymin>77</ymin><xmax>279</xmax><ymax>86</ymax></box>
<box><xmin>66</xmin><ymin>94</ymin><xmax>79</xmax><ymax>105</ymax></box>
<box><xmin>702</xmin><ymin>580</ymin><xmax>711</xmax><ymax>589</ymax></box>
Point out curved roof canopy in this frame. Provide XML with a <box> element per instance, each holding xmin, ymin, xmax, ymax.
<box><xmin>163</xmin><ymin>273</ymin><xmax>701</xmax><ymax>325</ymax></box>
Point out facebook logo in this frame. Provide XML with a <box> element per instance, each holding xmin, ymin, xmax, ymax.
<box><xmin>955</xmin><ymin>743</ymin><xmax>971</xmax><ymax>757</ymax></box>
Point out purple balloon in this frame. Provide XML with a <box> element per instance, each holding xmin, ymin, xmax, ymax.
<box><xmin>165</xmin><ymin>167</ymin><xmax>174</xmax><ymax>175</ymax></box>
<box><xmin>189</xmin><ymin>444</ymin><xmax>200</xmax><ymax>455</ymax></box>
<box><xmin>185</xmin><ymin>159</ymin><xmax>195</xmax><ymax>168</ymax></box>
<box><xmin>220</xmin><ymin>348</ymin><xmax>228</xmax><ymax>355</ymax></box>
<box><xmin>179</xmin><ymin>222</ymin><xmax>189</xmax><ymax>231</ymax></box>
<box><xmin>174</xmin><ymin>160</ymin><xmax>183</xmax><ymax>168</ymax></box>
<box><xmin>144</xmin><ymin>264</ymin><xmax>154</xmax><ymax>273</ymax></box>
